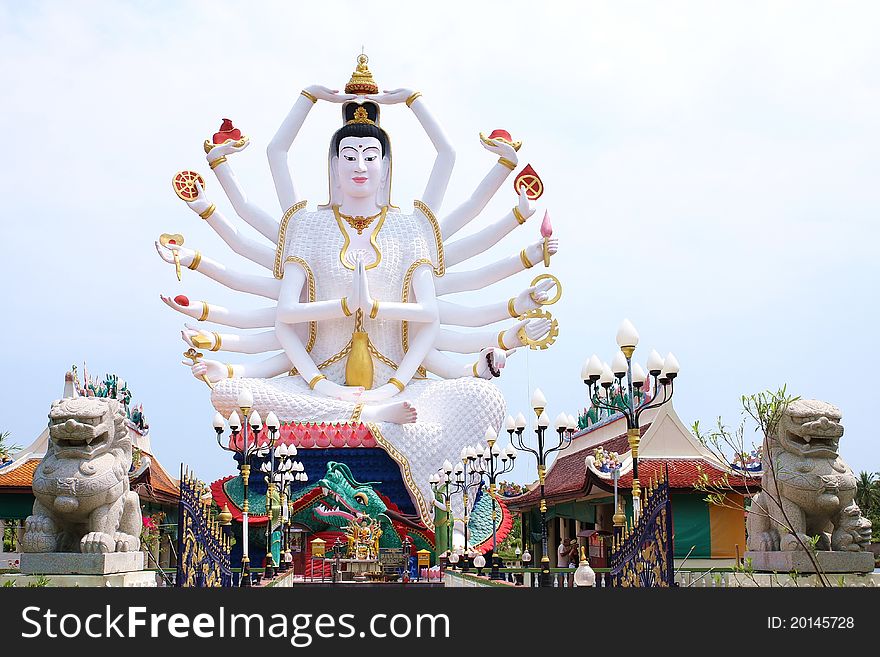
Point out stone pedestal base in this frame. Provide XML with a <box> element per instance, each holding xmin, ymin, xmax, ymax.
<box><xmin>745</xmin><ymin>550</ymin><xmax>874</xmax><ymax>574</ymax></box>
<box><xmin>21</xmin><ymin>551</ymin><xmax>145</xmax><ymax>575</ymax></box>
<box><xmin>0</xmin><ymin>571</ymin><xmax>156</xmax><ymax>588</ymax></box>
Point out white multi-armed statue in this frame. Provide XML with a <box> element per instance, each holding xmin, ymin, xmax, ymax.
<box><xmin>156</xmin><ymin>55</ymin><xmax>561</xmax><ymax>526</ymax></box>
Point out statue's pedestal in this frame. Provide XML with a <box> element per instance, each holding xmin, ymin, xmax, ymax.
<box><xmin>0</xmin><ymin>571</ymin><xmax>157</xmax><ymax>587</ymax></box>
<box><xmin>745</xmin><ymin>550</ymin><xmax>874</xmax><ymax>574</ymax></box>
<box><xmin>21</xmin><ymin>551</ymin><xmax>146</xmax><ymax>575</ymax></box>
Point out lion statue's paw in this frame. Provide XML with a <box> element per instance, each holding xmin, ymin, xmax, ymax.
<box><xmin>80</xmin><ymin>531</ymin><xmax>115</xmax><ymax>553</ymax></box>
<box><xmin>21</xmin><ymin>515</ymin><xmax>57</xmax><ymax>553</ymax></box>
<box><xmin>113</xmin><ymin>532</ymin><xmax>139</xmax><ymax>552</ymax></box>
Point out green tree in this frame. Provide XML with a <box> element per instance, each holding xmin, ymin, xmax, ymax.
<box><xmin>855</xmin><ymin>471</ymin><xmax>879</xmax><ymax>516</ymax></box>
<box><xmin>0</xmin><ymin>431</ymin><xmax>20</xmax><ymax>461</ymax></box>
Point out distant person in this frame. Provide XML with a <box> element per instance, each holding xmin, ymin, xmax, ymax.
<box><xmin>557</xmin><ymin>538</ymin><xmax>571</xmax><ymax>586</ymax></box>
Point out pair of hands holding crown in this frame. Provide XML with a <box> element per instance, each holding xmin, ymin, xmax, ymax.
<box><xmin>304</xmin><ymin>84</ymin><xmax>415</xmax><ymax>106</ymax></box>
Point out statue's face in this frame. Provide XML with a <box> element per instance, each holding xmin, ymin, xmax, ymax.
<box><xmin>336</xmin><ymin>136</ymin><xmax>384</xmax><ymax>200</ymax></box>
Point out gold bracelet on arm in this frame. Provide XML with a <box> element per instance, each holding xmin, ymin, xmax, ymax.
<box><xmin>472</xmin><ymin>362</ymin><xmax>480</xmax><ymax>378</ymax></box>
<box><xmin>188</xmin><ymin>251</ymin><xmax>202</xmax><ymax>270</ymax></box>
<box><xmin>508</xmin><ymin>298</ymin><xmax>518</xmax><ymax>319</ymax></box>
<box><xmin>198</xmin><ymin>302</ymin><xmax>210</xmax><ymax>322</ymax></box>
<box><xmin>341</xmin><ymin>297</ymin><xmax>352</xmax><ymax>317</ymax></box>
<box><xmin>520</xmin><ymin>249</ymin><xmax>535</xmax><ymax>269</ymax></box>
<box><xmin>308</xmin><ymin>374</ymin><xmax>326</xmax><ymax>390</ymax></box>
<box><xmin>301</xmin><ymin>89</ymin><xmax>318</xmax><ymax>103</ymax></box>
<box><xmin>498</xmin><ymin>331</ymin><xmax>509</xmax><ymax>350</ymax></box>
<box><xmin>209</xmin><ymin>156</ymin><xmax>227</xmax><ymax>170</ymax></box>
<box><xmin>498</xmin><ymin>157</ymin><xmax>516</xmax><ymax>171</ymax></box>
<box><xmin>388</xmin><ymin>377</ymin><xmax>405</xmax><ymax>393</ymax></box>
<box><xmin>370</xmin><ymin>299</ymin><xmax>379</xmax><ymax>319</ymax></box>
<box><xmin>405</xmin><ymin>91</ymin><xmax>422</xmax><ymax>108</ymax></box>
<box><xmin>513</xmin><ymin>206</ymin><xmax>527</xmax><ymax>225</ymax></box>
<box><xmin>210</xmin><ymin>332</ymin><xmax>222</xmax><ymax>352</ymax></box>
<box><xmin>226</xmin><ymin>363</ymin><xmax>235</xmax><ymax>379</ymax></box>
<box><xmin>199</xmin><ymin>204</ymin><xmax>216</xmax><ymax>220</ymax></box>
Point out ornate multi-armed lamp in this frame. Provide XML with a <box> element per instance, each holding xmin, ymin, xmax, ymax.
<box><xmin>581</xmin><ymin>319</ymin><xmax>680</xmax><ymax>525</ymax></box>
<box><xmin>213</xmin><ymin>387</ymin><xmax>295</xmax><ymax>586</ymax></box>
<box><xmin>507</xmin><ymin>390</ymin><xmax>577</xmax><ymax>588</ymax></box>
<box><xmin>480</xmin><ymin>426</ymin><xmax>517</xmax><ymax>579</ymax></box>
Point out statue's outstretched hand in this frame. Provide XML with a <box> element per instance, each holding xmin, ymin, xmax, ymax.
<box><xmin>183</xmin><ymin>358</ymin><xmax>225</xmax><ymax>384</ymax></box>
<box><xmin>181</xmin><ymin>323</ymin><xmax>215</xmax><ymax>350</ymax></box>
<box><xmin>524</xmin><ymin>237</ymin><xmax>558</xmax><ymax>268</ymax></box>
<box><xmin>206</xmin><ymin>137</ymin><xmax>250</xmax><ymax>160</ymax></box>
<box><xmin>514</xmin><ymin>277</ymin><xmax>556</xmax><ymax>314</ymax></box>
<box><xmin>367</xmin><ymin>88</ymin><xmax>414</xmax><ymax>105</ymax></box>
<box><xmin>305</xmin><ymin>85</ymin><xmax>356</xmax><ymax>104</ymax></box>
<box><xmin>516</xmin><ymin>184</ymin><xmax>535</xmax><ymax>222</ymax></box>
<box><xmin>503</xmin><ymin>317</ymin><xmax>552</xmax><ymax>348</ymax></box>
<box><xmin>155</xmin><ymin>241</ymin><xmax>196</xmax><ymax>268</ymax></box>
<box><xmin>480</xmin><ymin>134</ymin><xmax>518</xmax><ymax>163</ymax></box>
<box><xmin>476</xmin><ymin>347</ymin><xmax>513</xmax><ymax>379</ymax></box>
<box><xmin>160</xmin><ymin>294</ymin><xmax>198</xmax><ymax>319</ymax></box>
<box><xmin>185</xmin><ymin>181</ymin><xmax>212</xmax><ymax>215</ymax></box>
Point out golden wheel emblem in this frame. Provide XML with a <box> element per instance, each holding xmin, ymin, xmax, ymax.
<box><xmin>513</xmin><ymin>163</ymin><xmax>544</xmax><ymax>200</ymax></box>
<box><xmin>516</xmin><ymin>308</ymin><xmax>559</xmax><ymax>350</ymax></box>
<box><xmin>172</xmin><ymin>170</ymin><xmax>206</xmax><ymax>202</ymax></box>
<box><xmin>529</xmin><ymin>273</ymin><xmax>562</xmax><ymax>306</ymax></box>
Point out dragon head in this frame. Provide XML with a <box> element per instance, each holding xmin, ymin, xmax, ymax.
<box><xmin>47</xmin><ymin>397</ymin><xmax>128</xmax><ymax>460</ymax></box>
<box><xmin>776</xmin><ymin>399</ymin><xmax>843</xmax><ymax>460</ymax></box>
<box><xmin>314</xmin><ymin>462</ymin><xmax>387</xmax><ymax>529</ymax></box>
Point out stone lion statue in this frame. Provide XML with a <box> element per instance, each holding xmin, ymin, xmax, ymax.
<box><xmin>746</xmin><ymin>399</ymin><xmax>872</xmax><ymax>553</ymax></box>
<box><xmin>22</xmin><ymin>396</ymin><xmax>142</xmax><ymax>554</ymax></box>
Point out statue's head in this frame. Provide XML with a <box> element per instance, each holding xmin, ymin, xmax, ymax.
<box><xmin>47</xmin><ymin>397</ymin><xmax>129</xmax><ymax>460</ymax></box>
<box><xmin>775</xmin><ymin>399</ymin><xmax>843</xmax><ymax>460</ymax></box>
<box><xmin>325</xmin><ymin>101</ymin><xmax>392</xmax><ymax>207</ymax></box>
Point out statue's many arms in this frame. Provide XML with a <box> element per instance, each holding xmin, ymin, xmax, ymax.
<box><xmin>156</xmin><ymin>55</ymin><xmax>560</xmax><ymax>528</ymax></box>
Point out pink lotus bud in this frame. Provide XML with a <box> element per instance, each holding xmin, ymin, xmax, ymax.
<box><xmin>540</xmin><ymin>210</ymin><xmax>553</xmax><ymax>238</ymax></box>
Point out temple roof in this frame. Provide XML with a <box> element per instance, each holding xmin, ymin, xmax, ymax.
<box><xmin>507</xmin><ymin>403</ymin><xmax>760</xmax><ymax>510</ymax></box>
<box><xmin>0</xmin><ymin>458</ymin><xmax>40</xmax><ymax>491</ymax></box>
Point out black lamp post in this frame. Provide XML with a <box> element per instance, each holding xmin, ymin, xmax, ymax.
<box><xmin>212</xmin><ymin>386</ymin><xmax>261</xmax><ymax>587</ymax></box>
<box><xmin>451</xmin><ymin>448</ymin><xmax>483</xmax><ymax>572</ymax></box>
<box><xmin>256</xmin><ymin>412</ymin><xmax>281</xmax><ymax>579</ymax></box>
<box><xmin>480</xmin><ymin>426</ymin><xmax>516</xmax><ymax>580</ymax></box>
<box><xmin>507</xmin><ymin>389</ymin><xmax>576</xmax><ymax>588</ymax></box>
<box><xmin>581</xmin><ymin>319</ymin><xmax>679</xmax><ymax>524</ymax></box>
<box><xmin>277</xmin><ymin>441</ymin><xmax>303</xmax><ymax>573</ymax></box>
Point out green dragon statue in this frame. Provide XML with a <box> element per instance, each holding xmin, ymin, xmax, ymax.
<box><xmin>216</xmin><ymin>461</ymin><xmax>512</xmax><ymax>557</ymax></box>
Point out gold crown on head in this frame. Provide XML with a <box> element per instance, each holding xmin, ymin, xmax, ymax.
<box><xmin>345</xmin><ymin>53</ymin><xmax>379</xmax><ymax>95</ymax></box>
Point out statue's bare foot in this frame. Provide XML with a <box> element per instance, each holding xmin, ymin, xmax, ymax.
<box><xmin>361</xmin><ymin>401</ymin><xmax>417</xmax><ymax>424</ymax></box>
<box><xmin>81</xmin><ymin>531</ymin><xmax>114</xmax><ymax>553</ymax></box>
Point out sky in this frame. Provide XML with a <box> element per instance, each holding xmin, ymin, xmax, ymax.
<box><xmin>1</xmin><ymin>1</ymin><xmax>878</xmax><ymax>488</ymax></box>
